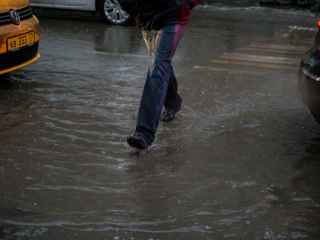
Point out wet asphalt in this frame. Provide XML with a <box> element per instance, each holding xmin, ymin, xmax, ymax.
<box><xmin>1</xmin><ymin>6</ymin><xmax>320</xmax><ymax>240</ymax></box>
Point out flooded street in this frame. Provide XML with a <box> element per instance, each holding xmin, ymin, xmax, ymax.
<box><xmin>1</xmin><ymin>6</ymin><xmax>320</xmax><ymax>239</ymax></box>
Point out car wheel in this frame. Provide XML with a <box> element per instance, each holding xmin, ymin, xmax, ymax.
<box><xmin>98</xmin><ymin>0</ymin><xmax>133</xmax><ymax>25</ymax></box>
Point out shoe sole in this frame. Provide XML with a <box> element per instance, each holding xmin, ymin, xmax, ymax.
<box><xmin>160</xmin><ymin>117</ymin><xmax>175</xmax><ymax>123</ymax></box>
<box><xmin>127</xmin><ymin>137</ymin><xmax>149</xmax><ymax>150</ymax></box>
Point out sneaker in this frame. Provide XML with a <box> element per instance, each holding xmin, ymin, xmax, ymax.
<box><xmin>160</xmin><ymin>106</ymin><xmax>181</xmax><ymax>123</ymax></box>
<box><xmin>127</xmin><ymin>133</ymin><xmax>151</xmax><ymax>150</ymax></box>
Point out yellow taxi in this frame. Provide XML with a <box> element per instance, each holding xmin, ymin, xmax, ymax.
<box><xmin>0</xmin><ymin>0</ymin><xmax>40</xmax><ymax>75</ymax></box>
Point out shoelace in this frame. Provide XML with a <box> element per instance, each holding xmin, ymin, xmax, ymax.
<box><xmin>135</xmin><ymin>133</ymin><xmax>144</xmax><ymax>140</ymax></box>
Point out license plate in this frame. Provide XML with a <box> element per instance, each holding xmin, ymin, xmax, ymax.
<box><xmin>7</xmin><ymin>32</ymin><xmax>35</xmax><ymax>51</ymax></box>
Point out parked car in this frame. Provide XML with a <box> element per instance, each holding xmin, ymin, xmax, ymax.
<box><xmin>29</xmin><ymin>0</ymin><xmax>132</xmax><ymax>25</ymax></box>
<box><xmin>298</xmin><ymin>3</ymin><xmax>320</xmax><ymax>124</ymax></box>
<box><xmin>0</xmin><ymin>0</ymin><xmax>40</xmax><ymax>76</ymax></box>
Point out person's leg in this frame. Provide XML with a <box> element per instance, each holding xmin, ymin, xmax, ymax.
<box><xmin>143</xmin><ymin>30</ymin><xmax>182</xmax><ymax>113</ymax></box>
<box><xmin>163</xmin><ymin>65</ymin><xmax>182</xmax><ymax>110</ymax></box>
<box><xmin>159</xmin><ymin>64</ymin><xmax>183</xmax><ymax>122</ymax></box>
<box><xmin>130</xmin><ymin>24</ymin><xmax>186</xmax><ymax>146</ymax></box>
<box><xmin>142</xmin><ymin>29</ymin><xmax>157</xmax><ymax>58</ymax></box>
<box><xmin>142</xmin><ymin>30</ymin><xmax>182</xmax><ymax>123</ymax></box>
<box><xmin>126</xmin><ymin>30</ymin><xmax>157</xmax><ymax>150</ymax></box>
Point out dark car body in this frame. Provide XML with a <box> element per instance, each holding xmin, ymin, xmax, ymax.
<box><xmin>298</xmin><ymin>3</ymin><xmax>320</xmax><ymax>124</ymax></box>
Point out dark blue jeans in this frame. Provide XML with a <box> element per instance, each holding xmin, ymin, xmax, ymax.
<box><xmin>136</xmin><ymin>24</ymin><xmax>186</xmax><ymax>143</ymax></box>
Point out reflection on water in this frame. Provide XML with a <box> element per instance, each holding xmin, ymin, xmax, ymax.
<box><xmin>267</xmin><ymin>138</ymin><xmax>320</xmax><ymax>238</ymax></box>
<box><xmin>1</xmin><ymin>7</ymin><xmax>320</xmax><ymax>240</ymax></box>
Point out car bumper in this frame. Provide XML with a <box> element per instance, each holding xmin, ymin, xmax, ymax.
<box><xmin>0</xmin><ymin>52</ymin><xmax>40</xmax><ymax>75</ymax></box>
<box><xmin>0</xmin><ymin>15</ymin><xmax>40</xmax><ymax>54</ymax></box>
<box><xmin>298</xmin><ymin>63</ymin><xmax>320</xmax><ymax>124</ymax></box>
<box><xmin>0</xmin><ymin>15</ymin><xmax>40</xmax><ymax>75</ymax></box>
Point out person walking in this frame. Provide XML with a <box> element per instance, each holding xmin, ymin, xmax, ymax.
<box><xmin>119</xmin><ymin>0</ymin><xmax>200</xmax><ymax>150</ymax></box>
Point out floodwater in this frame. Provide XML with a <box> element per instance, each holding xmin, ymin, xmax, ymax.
<box><xmin>1</xmin><ymin>6</ymin><xmax>320</xmax><ymax>240</ymax></box>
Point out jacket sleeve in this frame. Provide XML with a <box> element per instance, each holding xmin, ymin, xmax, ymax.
<box><xmin>118</xmin><ymin>0</ymin><xmax>140</xmax><ymax>16</ymax></box>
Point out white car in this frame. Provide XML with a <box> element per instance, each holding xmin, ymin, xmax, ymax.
<box><xmin>29</xmin><ymin>0</ymin><xmax>132</xmax><ymax>25</ymax></box>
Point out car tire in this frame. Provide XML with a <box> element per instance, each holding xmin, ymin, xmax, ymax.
<box><xmin>98</xmin><ymin>0</ymin><xmax>133</xmax><ymax>25</ymax></box>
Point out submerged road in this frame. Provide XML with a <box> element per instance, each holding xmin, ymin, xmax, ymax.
<box><xmin>1</xmin><ymin>6</ymin><xmax>320</xmax><ymax>239</ymax></box>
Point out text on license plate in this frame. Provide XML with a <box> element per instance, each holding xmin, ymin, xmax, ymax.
<box><xmin>7</xmin><ymin>32</ymin><xmax>35</xmax><ymax>51</ymax></box>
